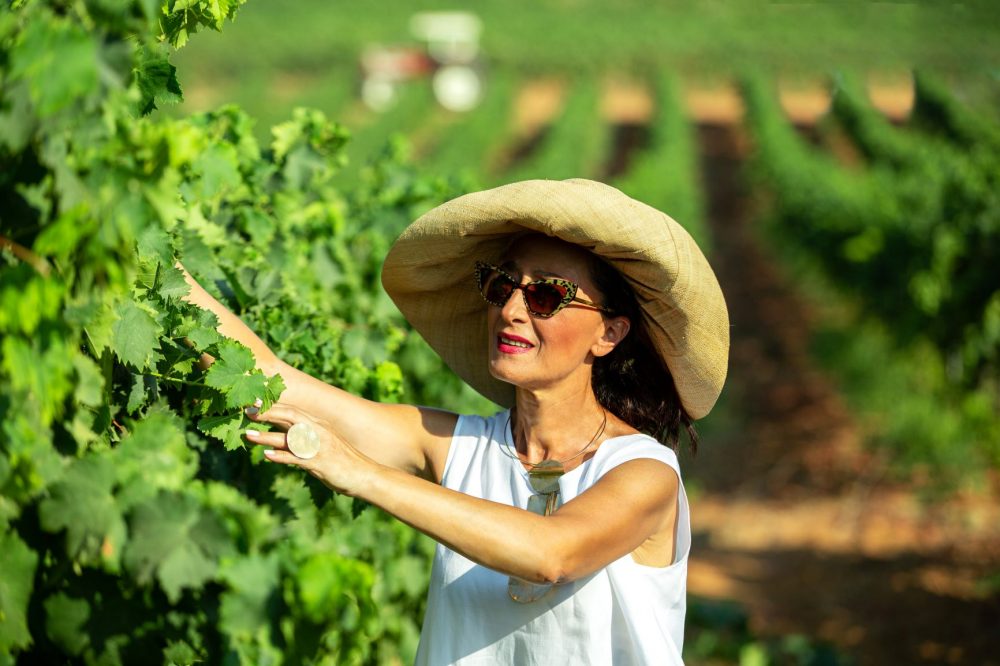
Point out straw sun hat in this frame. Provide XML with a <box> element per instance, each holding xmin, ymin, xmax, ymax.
<box><xmin>381</xmin><ymin>179</ymin><xmax>729</xmax><ymax>420</ymax></box>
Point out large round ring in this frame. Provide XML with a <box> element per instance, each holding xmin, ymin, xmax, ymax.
<box><xmin>286</xmin><ymin>422</ymin><xmax>321</xmax><ymax>460</ymax></box>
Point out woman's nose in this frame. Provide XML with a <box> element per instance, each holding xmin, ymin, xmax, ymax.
<box><xmin>500</xmin><ymin>286</ymin><xmax>529</xmax><ymax>323</ymax></box>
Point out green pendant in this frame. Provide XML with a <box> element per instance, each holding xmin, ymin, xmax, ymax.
<box><xmin>510</xmin><ymin>461</ymin><xmax>564</xmax><ymax>603</ymax></box>
<box><xmin>527</xmin><ymin>459</ymin><xmax>564</xmax><ymax>494</ymax></box>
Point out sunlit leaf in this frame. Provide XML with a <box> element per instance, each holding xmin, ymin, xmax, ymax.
<box><xmin>204</xmin><ymin>340</ymin><xmax>267</xmax><ymax>409</ymax></box>
<box><xmin>111</xmin><ymin>300</ymin><xmax>162</xmax><ymax>369</ymax></box>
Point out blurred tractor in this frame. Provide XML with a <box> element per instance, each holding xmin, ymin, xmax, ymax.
<box><xmin>359</xmin><ymin>11</ymin><xmax>484</xmax><ymax>112</ymax></box>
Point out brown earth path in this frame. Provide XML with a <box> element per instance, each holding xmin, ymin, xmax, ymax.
<box><xmin>685</xmin><ymin>122</ymin><xmax>1000</xmax><ymax>666</ymax></box>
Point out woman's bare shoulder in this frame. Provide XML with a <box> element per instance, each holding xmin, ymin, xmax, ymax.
<box><xmin>389</xmin><ymin>405</ymin><xmax>459</xmax><ymax>483</ymax></box>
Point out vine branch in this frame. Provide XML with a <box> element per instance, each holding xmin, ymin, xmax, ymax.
<box><xmin>0</xmin><ymin>234</ymin><xmax>51</xmax><ymax>277</ymax></box>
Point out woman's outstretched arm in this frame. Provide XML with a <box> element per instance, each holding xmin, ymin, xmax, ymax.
<box><xmin>176</xmin><ymin>261</ymin><xmax>458</xmax><ymax>481</ymax></box>
<box><xmin>246</xmin><ymin>401</ymin><xmax>680</xmax><ymax>584</ymax></box>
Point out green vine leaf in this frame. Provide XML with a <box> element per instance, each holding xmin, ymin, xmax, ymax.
<box><xmin>123</xmin><ymin>490</ymin><xmax>234</xmax><ymax>603</ymax></box>
<box><xmin>134</xmin><ymin>46</ymin><xmax>182</xmax><ymax>116</ymax></box>
<box><xmin>112</xmin><ymin>300</ymin><xmax>163</xmax><ymax>370</ymax></box>
<box><xmin>0</xmin><ymin>530</ymin><xmax>38</xmax><ymax>653</ymax></box>
<box><xmin>38</xmin><ymin>456</ymin><xmax>127</xmax><ymax>572</ymax></box>
<box><xmin>197</xmin><ymin>412</ymin><xmax>246</xmax><ymax>451</ymax></box>
<box><xmin>204</xmin><ymin>340</ymin><xmax>267</xmax><ymax>409</ymax></box>
<box><xmin>43</xmin><ymin>593</ymin><xmax>90</xmax><ymax>657</ymax></box>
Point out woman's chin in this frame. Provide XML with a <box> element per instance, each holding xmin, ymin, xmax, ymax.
<box><xmin>488</xmin><ymin>358</ymin><xmax>529</xmax><ymax>387</ymax></box>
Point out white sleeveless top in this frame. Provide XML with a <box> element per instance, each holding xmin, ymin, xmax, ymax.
<box><xmin>415</xmin><ymin>410</ymin><xmax>690</xmax><ymax>665</ymax></box>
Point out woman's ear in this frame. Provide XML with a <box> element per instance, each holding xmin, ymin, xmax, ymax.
<box><xmin>592</xmin><ymin>315</ymin><xmax>631</xmax><ymax>358</ymax></box>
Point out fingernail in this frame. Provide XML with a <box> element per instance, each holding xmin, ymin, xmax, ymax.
<box><xmin>264</xmin><ymin>448</ymin><xmax>275</xmax><ymax>457</ymax></box>
<box><xmin>245</xmin><ymin>405</ymin><xmax>259</xmax><ymax>416</ymax></box>
<box><xmin>246</xmin><ymin>430</ymin><xmax>260</xmax><ymax>438</ymax></box>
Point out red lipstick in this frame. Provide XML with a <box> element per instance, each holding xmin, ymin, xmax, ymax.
<box><xmin>497</xmin><ymin>332</ymin><xmax>535</xmax><ymax>354</ymax></box>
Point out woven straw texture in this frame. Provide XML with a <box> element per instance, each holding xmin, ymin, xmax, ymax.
<box><xmin>381</xmin><ymin>179</ymin><xmax>729</xmax><ymax>420</ymax></box>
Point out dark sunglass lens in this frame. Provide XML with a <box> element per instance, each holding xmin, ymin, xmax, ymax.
<box><xmin>483</xmin><ymin>271</ymin><xmax>515</xmax><ymax>305</ymax></box>
<box><xmin>524</xmin><ymin>283</ymin><xmax>568</xmax><ymax>315</ymax></box>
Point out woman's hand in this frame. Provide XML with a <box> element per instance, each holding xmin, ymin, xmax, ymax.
<box><xmin>178</xmin><ymin>259</ymin><xmax>456</xmax><ymax>481</ymax></box>
<box><xmin>243</xmin><ymin>400</ymin><xmax>379</xmax><ymax>496</ymax></box>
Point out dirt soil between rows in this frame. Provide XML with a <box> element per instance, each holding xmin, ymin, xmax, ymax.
<box><xmin>685</xmin><ymin>122</ymin><xmax>1000</xmax><ymax>666</ymax></box>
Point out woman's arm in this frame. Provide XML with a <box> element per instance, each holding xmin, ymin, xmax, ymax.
<box><xmin>247</xmin><ymin>403</ymin><xmax>679</xmax><ymax>584</ymax></box>
<box><xmin>177</xmin><ymin>262</ymin><xmax>457</xmax><ymax>481</ymax></box>
<box><xmin>363</xmin><ymin>456</ymin><xmax>678</xmax><ymax>584</ymax></box>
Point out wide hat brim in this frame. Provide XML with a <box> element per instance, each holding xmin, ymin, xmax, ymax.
<box><xmin>381</xmin><ymin>178</ymin><xmax>729</xmax><ymax>420</ymax></box>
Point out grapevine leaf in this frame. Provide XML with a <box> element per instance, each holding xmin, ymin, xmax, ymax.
<box><xmin>0</xmin><ymin>78</ymin><xmax>32</xmax><ymax>152</ymax></box>
<box><xmin>116</xmin><ymin>406</ymin><xmax>197</xmax><ymax>508</ymax></box>
<box><xmin>197</xmin><ymin>412</ymin><xmax>245</xmax><ymax>451</ymax></box>
<box><xmin>177</xmin><ymin>309</ymin><xmax>221</xmax><ymax>350</ymax></box>
<box><xmin>134</xmin><ymin>46</ymin><xmax>182</xmax><ymax>116</ymax></box>
<box><xmin>83</xmin><ymin>294</ymin><xmax>119</xmax><ymax>358</ymax></box>
<box><xmin>192</xmin><ymin>143</ymin><xmax>242</xmax><ymax>200</ymax></box>
<box><xmin>372</xmin><ymin>360</ymin><xmax>403</xmax><ymax>402</ymax></box>
<box><xmin>38</xmin><ymin>455</ymin><xmax>126</xmax><ymax>572</ymax></box>
<box><xmin>0</xmin><ymin>529</ymin><xmax>38</xmax><ymax>652</ymax></box>
<box><xmin>10</xmin><ymin>17</ymin><xmax>98</xmax><ymax>116</ymax></box>
<box><xmin>0</xmin><ymin>267</ymin><xmax>62</xmax><ymax>336</ymax></box>
<box><xmin>272</xmin><ymin>475</ymin><xmax>316</xmax><ymax>540</ymax></box>
<box><xmin>136</xmin><ymin>225</ymin><xmax>174</xmax><ymax>266</ymax></box>
<box><xmin>263</xmin><ymin>371</ymin><xmax>286</xmax><ymax>410</ymax></box>
<box><xmin>66</xmin><ymin>409</ymin><xmax>99</xmax><ymax>451</ymax></box>
<box><xmin>384</xmin><ymin>554</ymin><xmax>428</xmax><ymax>599</ymax></box>
<box><xmin>297</xmin><ymin>552</ymin><xmax>375</xmax><ymax>624</ymax></box>
<box><xmin>218</xmin><ymin>553</ymin><xmax>280</xmax><ymax>638</ymax></box>
<box><xmin>125</xmin><ymin>373</ymin><xmax>149</xmax><ymax>414</ymax></box>
<box><xmin>203</xmin><ymin>481</ymin><xmax>278</xmax><ymax>551</ymax></box>
<box><xmin>157</xmin><ymin>542</ymin><xmax>215</xmax><ymax>603</ymax></box>
<box><xmin>123</xmin><ymin>491</ymin><xmax>233</xmax><ymax>603</ymax></box>
<box><xmin>351</xmin><ymin>497</ymin><xmax>371</xmax><ymax>519</ymax></box>
<box><xmin>111</xmin><ymin>300</ymin><xmax>162</xmax><ymax>369</ymax></box>
<box><xmin>157</xmin><ymin>264</ymin><xmax>191</xmax><ymax>302</ymax></box>
<box><xmin>204</xmin><ymin>340</ymin><xmax>267</xmax><ymax>409</ymax></box>
<box><xmin>218</xmin><ymin>264</ymin><xmax>253</xmax><ymax>309</ymax></box>
<box><xmin>170</xmin><ymin>356</ymin><xmax>196</xmax><ymax>375</ymax></box>
<box><xmin>177</xmin><ymin>228</ymin><xmax>222</xmax><ymax>280</ymax></box>
<box><xmin>164</xmin><ymin>640</ymin><xmax>200</xmax><ymax>665</ymax></box>
<box><xmin>43</xmin><ymin>593</ymin><xmax>90</xmax><ymax>656</ymax></box>
<box><xmin>2</xmin><ymin>335</ymin><xmax>74</xmax><ymax>423</ymax></box>
<box><xmin>3</xmin><ymin>409</ymin><xmax>61</xmax><ymax>501</ymax></box>
<box><xmin>344</xmin><ymin>328</ymin><xmax>388</xmax><ymax>365</ymax></box>
<box><xmin>72</xmin><ymin>353</ymin><xmax>104</xmax><ymax>408</ymax></box>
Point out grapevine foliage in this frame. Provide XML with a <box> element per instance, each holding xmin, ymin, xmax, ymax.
<box><xmin>0</xmin><ymin>1</ymin><xmax>488</xmax><ymax>664</ymax></box>
<box><xmin>742</xmin><ymin>71</ymin><xmax>1000</xmax><ymax>383</ymax></box>
<box><xmin>741</xmin><ymin>71</ymin><xmax>1000</xmax><ymax>478</ymax></box>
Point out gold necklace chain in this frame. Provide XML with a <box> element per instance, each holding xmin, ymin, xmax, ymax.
<box><xmin>500</xmin><ymin>408</ymin><xmax>608</xmax><ymax>469</ymax></box>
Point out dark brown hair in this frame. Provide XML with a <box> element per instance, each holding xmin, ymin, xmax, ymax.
<box><xmin>587</xmin><ymin>253</ymin><xmax>698</xmax><ymax>454</ymax></box>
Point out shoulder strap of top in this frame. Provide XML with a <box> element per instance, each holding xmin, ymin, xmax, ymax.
<box><xmin>594</xmin><ymin>435</ymin><xmax>681</xmax><ymax>479</ymax></box>
<box><xmin>593</xmin><ymin>435</ymin><xmax>690</xmax><ymax>565</ymax></box>
<box><xmin>440</xmin><ymin>411</ymin><xmax>507</xmax><ymax>489</ymax></box>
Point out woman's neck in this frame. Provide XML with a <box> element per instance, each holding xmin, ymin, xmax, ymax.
<box><xmin>511</xmin><ymin>381</ymin><xmax>607</xmax><ymax>465</ymax></box>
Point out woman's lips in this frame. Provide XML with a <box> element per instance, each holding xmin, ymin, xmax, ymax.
<box><xmin>497</xmin><ymin>333</ymin><xmax>535</xmax><ymax>354</ymax></box>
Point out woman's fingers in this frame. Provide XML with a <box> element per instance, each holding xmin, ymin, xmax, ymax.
<box><xmin>262</xmin><ymin>448</ymin><xmax>300</xmax><ymax>466</ymax></box>
<box><xmin>244</xmin><ymin>429</ymin><xmax>287</xmax><ymax>449</ymax></box>
<box><xmin>245</xmin><ymin>400</ymin><xmax>301</xmax><ymax>429</ymax></box>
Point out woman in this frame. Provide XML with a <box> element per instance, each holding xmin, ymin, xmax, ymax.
<box><xmin>181</xmin><ymin>179</ymin><xmax>729</xmax><ymax>664</ymax></box>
